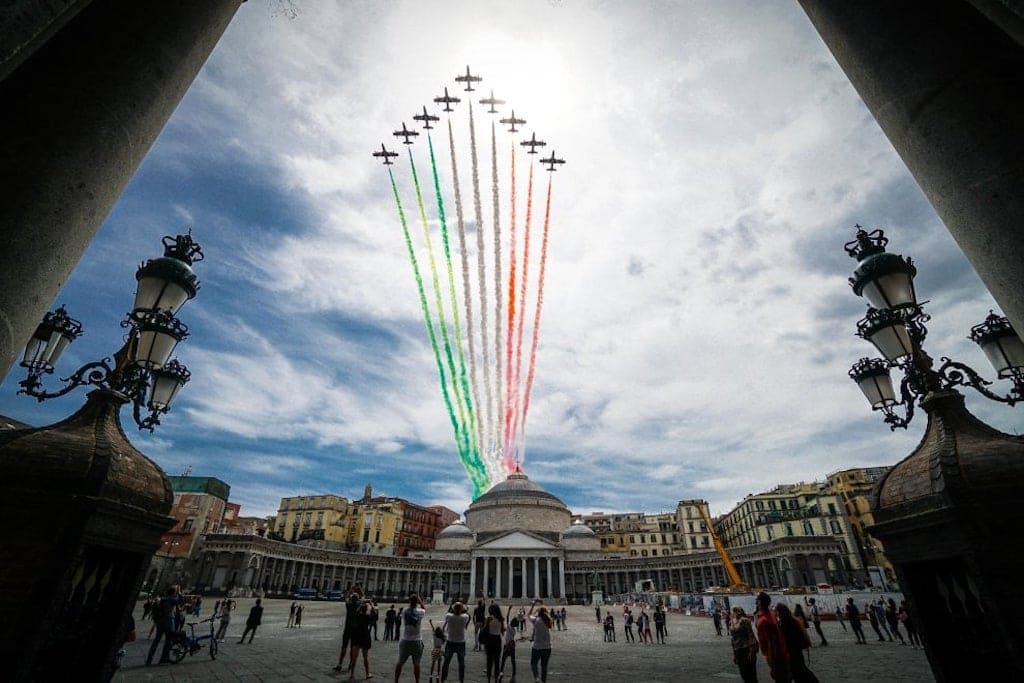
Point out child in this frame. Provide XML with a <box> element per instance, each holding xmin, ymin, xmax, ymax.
<box><xmin>428</xmin><ymin>619</ymin><xmax>446</xmax><ymax>683</ymax></box>
<box><xmin>499</xmin><ymin>607</ymin><xmax>517</xmax><ymax>682</ymax></box>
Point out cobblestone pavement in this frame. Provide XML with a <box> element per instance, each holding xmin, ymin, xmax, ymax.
<box><xmin>117</xmin><ymin>599</ymin><xmax>934</xmax><ymax>682</ymax></box>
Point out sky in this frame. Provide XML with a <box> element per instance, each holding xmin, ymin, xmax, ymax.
<box><xmin>1</xmin><ymin>0</ymin><xmax>1020</xmax><ymax>520</ymax></box>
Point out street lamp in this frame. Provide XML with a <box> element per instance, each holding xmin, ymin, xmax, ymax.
<box><xmin>844</xmin><ymin>226</ymin><xmax>1024</xmax><ymax>429</ymax></box>
<box><xmin>16</xmin><ymin>232</ymin><xmax>203</xmax><ymax>431</ymax></box>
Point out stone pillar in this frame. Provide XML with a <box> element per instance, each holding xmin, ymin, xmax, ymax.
<box><xmin>0</xmin><ymin>0</ymin><xmax>244</xmax><ymax>377</ymax></box>
<box><xmin>533</xmin><ymin>558</ymin><xmax>540</xmax><ymax>599</ymax></box>
<box><xmin>797</xmin><ymin>0</ymin><xmax>1024</xmax><ymax>334</ymax></box>
<box><xmin>558</xmin><ymin>559</ymin><xmax>566</xmax><ymax>600</ymax></box>
<box><xmin>468</xmin><ymin>559</ymin><xmax>476</xmax><ymax>600</ymax></box>
<box><xmin>546</xmin><ymin>557</ymin><xmax>552</xmax><ymax>599</ymax></box>
<box><xmin>482</xmin><ymin>557</ymin><xmax>490</xmax><ymax>599</ymax></box>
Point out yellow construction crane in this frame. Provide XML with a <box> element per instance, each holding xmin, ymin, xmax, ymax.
<box><xmin>699</xmin><ymin>505</ymin><xmax>753</xmax><ymax>593</ymax></box>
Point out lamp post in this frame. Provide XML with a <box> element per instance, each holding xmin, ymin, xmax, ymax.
<box><xmin>845</xmin><ymin>226</ymin><xmax>1024</xmax><ymax>428</ymax></box>
<box><xmin>17</xmin><ymin>232</ymin><xmax>203</xmax><ymax>430</ymax></box>
<box><xmin>843</xmin><ymin>225</ymin><xmax>1024</xmax><ymax>681</ymax></box>
<box><xmin>0</xmin><ymin>232</ymin><xmax>204</xmax><ymax>681</ymax></box>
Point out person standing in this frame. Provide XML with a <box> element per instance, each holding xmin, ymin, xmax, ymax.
<box><xmin>775</xmin><ymin>604</ymin><xmax>819</xmax><ymax>683</ymax></box>
<box><xmin>238</xmin><ymin>598</ymin><xmax>264</xmax><ymax>644</ymax></box>
<box><xmin>527</xmin><ymin>600</ymin><xmax>554</xmax><ymax>683</ymax></box>
<box><xmin>899</xmin><ymin>601</ymin><xmax>922</xmax><ymax>649</ymax></box>
<box><xmin>866</xmin><ymin>601</ymin><xmax>886</xmax><ymax>642</ymax></box>
<box><xmin>603</xmin><ymin>612</ymin><xmax>615</xmax><ymax>642</ymax></box>
<box><xmin>595</xmin><ymin>605</ymin><xmax>601</xmax><ymax>623</ymax></box>
<box><xmin>346</xmin><ymin>600</ymin><xmax>374</xmax><ymax>680</ymax></box>
<box><xmin>729</xmin><ymin>607</ymin><xmax>759</xmax><ymax>683</ymax></box>
<box><xmin>885</xmin><ymin>598</ymin><xmax>905</xmax><ymax>644</ymax></box>
<box><xmin>499</xmin><ymin>608</ymin><xmax>518</xmax><ymax>682</ymax></box>
<box><xmin>623</xmin><ymin>609</ymin><xmax>635</xmax><ymax>643</ymax></box>
<box><xmin>846</xmin><ymin>598</ymin><xmax>867</xmax><ymax>644</ymax></box>
<box><xmin>335</xmin><ymin>586</ymin><xmax>365</xmax><ymax>672</ymax></box>
<box><xmin>483</xmin><ymin>603</ymin><xmax>505</xmax><ymax>682</ymax></box>
<box><xmin>642</xmin><ymin>609</ymin><xmax>653</xmax><ymax>644</ymax></box>
<box><xmin>473</xmin><ymin>599</ymin><xmax>487</xmax><ymax>652</ymax></box>
<box><xmin>559</xmin><ymin>607</ymin><xmax>567</xmax><ymax>630</ymax></box>
<box><xmin>145</xmin><ymin>587</ymin><xmax>181</xmax><ymax>666</ymax></box>
<box><xmin>712</xmin><ymin>608</ymin><xmax>723</xmax><ymax>637</ymax></box>
<box><xmin>441</xmin><ymin>601</ymin><xmax>471</xmax><ymax>683</ymax></box>
<box><xmin>287</xmin><ymin>601</ymin><xmax>297</xmax><ymax>628</ymax></box>
<box><xmin>872</xmin><ymin>600</ymin><xmax>893</xmax><ymax>641</ymax></box>
<box><xmin>295</xmin><ymin>604</ymin><xmax>304</xmax><ymax>629</ymax></box>
<box><xmin>385</xmin><ymin>604</ymin><xmax>397</xmax><ymax>642</ymax></box>
<box><xmin>654</xmin><ymin>606</ymin><xmax>666</xmax><ymax>644</ymax></box>
<box><xmin>370</xmin><ymin>600</ymin><xmax>380</xmax><ymax>640</ymax></box>
<box><xmin>215</xmin><ymin>599</ymin><xmax>234</xmax><ymax>641</ymax></box>
<box><xmin>807</xmin><ymin>598</ymin><xmax>827</xmax><ymax>646</ymax></box>
<box><xmin>395</xmin><ymin>594</ymin><xmax>426</xmax><ymax>682</ymax></box>
<box><xmin>792</xmin><ymin>603</ymin><xmax>809</xmax><ymax>630</ymax></box>
<box><xmin>834</xmin><ymin>605</ymin><xmax>847</xmax><ymax>631</ymax></box>
<box><xmin>755</xmin><ymin>592</ymin><xmax>790</xmax><ymax>683</ymax></box>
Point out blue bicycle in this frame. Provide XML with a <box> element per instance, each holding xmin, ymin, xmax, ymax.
<box><xmin>169</xmin><ymin>614</ymin><xmax>219</xmax><ymax>661</ymax></box>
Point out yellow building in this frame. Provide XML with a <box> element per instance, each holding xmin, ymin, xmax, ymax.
<box><xmin>675</xmin><ymin>499</ymin><xmax>713</xmax><ymax>554</ymax></box>
<box><xmin>825</xmin><ymin>467</ymin><xmax>898</xmax><ymax>590</ymax></box>
<box><xmin>343</xmin><ymin>499</ymin><xmax>403</xmax><ymax>554</ymax></box>
<box><xmin>273</xmin><ymin>494</ymin><xmax>350</xmax><ymax>544</ymax></box>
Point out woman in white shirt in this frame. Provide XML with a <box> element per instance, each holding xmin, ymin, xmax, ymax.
<box><xmin>527</xmin><ymin>600</ymin><xmax>553</xmax><ymax>683</ymax></box>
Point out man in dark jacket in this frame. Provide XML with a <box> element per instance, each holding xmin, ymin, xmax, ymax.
<box><xmin>238</xmin><ymin>598</ymin><xmax>263</xmax><ymax>643</ymax></box>
<box><xmin>146</xmin><ymin>587</ymin><xmax>182</xmax><ymax>666</ymax></box>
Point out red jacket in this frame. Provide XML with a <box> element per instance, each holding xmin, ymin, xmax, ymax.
<box><xmin>756</xmin><ymin>610</ymin><xmax>789</xmax><ymax>668</ymax></box>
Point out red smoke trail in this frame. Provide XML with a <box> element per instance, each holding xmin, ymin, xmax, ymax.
<box><xmin>509</xmin><ymin>162</ymin><xmax>535</xmax><ymax>468</ymax></box>
<box><xmin>519</xmin><ymin>176</ymin><xmax>554</xmax><ymax>458</ymax></box>
<box><xmin>502</xmin><ymin>143</ymin><xmax>518</xmax><ymax>471</ymax></box>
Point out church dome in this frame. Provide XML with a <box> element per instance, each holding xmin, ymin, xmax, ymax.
<box><xmin>465</xmin><ymin>471</ymin><xmax>571</xmax><ymax>536</ymax></box>
<box><xmin>437</xmin><ymin>520</ymin><xmax>473</xmax><ymax>538</ymax></box>
<box><xmin>562</xmin><ymin>520</ymin><xmax>595</xmax><ymax>536</ymax></box>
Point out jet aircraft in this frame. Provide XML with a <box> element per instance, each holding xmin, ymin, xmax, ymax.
<box><xmin>455</xmin><ymin>65</ymin><xmax>482</xmax><ymax>91</ymax></box>
<box><xmin>393</xmin><ymin>122</ymin><xmax>419</xmax><ymax>145</ymax></box>
<box><xmin>413</xmin><ymin>106</ymin><xmax>440</xmax><ymax>130</ymax></box>
<box><xmin>372</xmin><ymin>143</ymin><xmax>398</xmax><ymax>165</ymax></box>
<box><xmin>433</xmin><ymin>87</ymin><xmax>461</xmax><ymax>112</ymax></box>
<box><xmin>479</xmin><ymin>90</ymin><xmax>505</xmax><ymax>114</ymax></box>
<box><xmin>541</xmin><ymin>151</ymin><xmax>566</xmax><ymax>171</ymax></box>
<box><xmin>499</xmin><ymin>110</ymin><xmax>526</xmax><ymax>133</ymax></box>
<box><xmin>520</xmin><ymin>132</ymin><xmax>546</xmax><ymax>154</ymax></box>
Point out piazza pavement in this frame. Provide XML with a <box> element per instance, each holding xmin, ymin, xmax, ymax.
<box><xmin>116</xmin><ymin>598</ymin><xmax>934</xmax><ymax>682</ymax></box>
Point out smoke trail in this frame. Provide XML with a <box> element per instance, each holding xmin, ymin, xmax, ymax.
<box><xmin>468</xmin><ymin>102</ymin><xmax>495</xmax><ymax>485</ymax></box>
<box><xmin>509</xmin><ymin>161</ymin><xmax>535</xmax><ymax>466</ymax></box>
<box><xmin>447</xmin><ymin>120</ymin><xmax>487</xmax><ymax>492</ymax></box>
<box><xmin>490</xmin><ymin>121</ymin><xmax>504</xmax><ymax>477</ymax></box>
<box><xmin>519</xmin><ymin>176</ymin><xmax>554</xmax><ymax>464</ymax></box>
<box><xmin>389</xmin><ymin>167</ymin><xmax>487</xmax><ymax>497</ymax></box>
<box><xmin>409</xmin><ymin>149</ymin><xmax>484</xmax><ymax>487</ymax></box>
<box><xmin>502</xmin><ymin>143</ymin><xmax>518</xmax><ymax>471</ymax></box>
<box><xmin>427</xmin><ymin>134</ymin><xmax>480</xmax><ymax>476</ymax></box>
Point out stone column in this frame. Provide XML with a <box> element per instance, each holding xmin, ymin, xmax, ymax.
<box><xmin>797</xmin><ymin>0</ymin><xmax>1024</xmax><ymax>334</ymax></box>
<box><xmin>482</xmin><ymin>557</ymin><xmax>490</xmax><ymax>599</ymax></box>
<box><xmin>558</xmin><ymin>559</ymin><xmax>566</xmax><ymax>600</ymax></box>
<box><xmin>468</xmin><ymin>559</ymin><xmax>477</xmax><ymax>600</ymax></box>
<box><xmin>0</xmin><ymin>0</ymin><xmax>244</xmax><ymax>376</ymax></box>
<box><xmin>546</xmin><ymin>557</ymin><xmax>552</xmax><ymax>599</ymax></box>
<box><xmin>533</xmin><ymin>558</ymin><xmax>540</xmax><ymax>599</ymax></box>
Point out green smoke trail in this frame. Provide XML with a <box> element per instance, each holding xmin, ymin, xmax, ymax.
<box><xmin>389</xmin><ymin>166</ymin><xmax>487</xmax><ymax>497</ymax></box>
<box><xmin>427</xmin><ymin>134</ymin><xmax>483</xmax><ymax>481</ymax></box>
<box><xmin>408</xmin><ymin>149</ymin><xmax>488</xmax><ymax>493</ymax></box>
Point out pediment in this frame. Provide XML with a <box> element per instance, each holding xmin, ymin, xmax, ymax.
<box><xmin>476</xmin><ymin>531</ymin><xmax>558</xmax><ymax>550</ymax></box>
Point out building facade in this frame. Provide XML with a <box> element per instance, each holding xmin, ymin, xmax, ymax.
<box><xmin>715</xmin><ymin>481</ymin><xmax>865</xmax><ymax>587</ymax></box>
<box><xmin>825</xmin><ymin>466</ymin><xmax>896</xmax><ymax>589</ymax></box>
<box><xmin>272</xmin><ymin>494</ymin><xmax>351</xmax><ymax>544</ymax></box>
<box><xmin>192</xmin><ymin>472</ymin><xmax>847</xmax><ymax>600</ymax></box>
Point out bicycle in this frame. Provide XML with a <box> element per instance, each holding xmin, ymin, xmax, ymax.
<box><xmin>169</xmin><ymin>614</ymin><xmax>220</xmax><ymax>662</ymax></box>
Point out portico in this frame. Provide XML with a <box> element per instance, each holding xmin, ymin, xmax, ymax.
<box><xmin>468</xmin><ymin>531</ymin><xmax>566</xmax><ymax>600</ymax></box>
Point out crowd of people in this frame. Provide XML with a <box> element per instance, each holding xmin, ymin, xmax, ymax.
<box><xmin>133</xmin><ymin>587</ymin><xmax>922</xmax><ymax>681</ymax></box>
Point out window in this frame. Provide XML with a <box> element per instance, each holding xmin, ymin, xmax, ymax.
<box><xmin>183</xmin><ymin>518</ymin><xmax>193</xmax><ymax>531</ymax></box>
<box><xmin>785</xmin><ymin>524</ymin><xmax>794</xmax><ymax>536</ymax></box>
<box><xmin>803</xmin><ymin>521</ymin><xmax>813</xmax><ymax>535</ymax></box>
<box><xmin>629</xmin><ymin>535</ymin><xmax>636</xmax><ymax>543</ymax></box>
<box><xmin>828</xmin><ymin>503</ymin><xmax>836</xmax><ymax>514</ymax></box>
<box><xmin>641</xmin><ymin>550</ymin><xmax>648</xmax><ymax>557</ymax></box>
<box><xmin>755</xmin><ymin>501</ymin><xmax>763</xmax><ymax>510</ymax></box>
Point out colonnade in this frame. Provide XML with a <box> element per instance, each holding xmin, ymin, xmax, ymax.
<box><xmin>468</xmin><ymin>555</ymin><xmax>565</xmax><ymax>600</ymax></box>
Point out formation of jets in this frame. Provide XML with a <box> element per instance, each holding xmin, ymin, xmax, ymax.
<box><xmin>373</xmin><ymin>67</ymin><xmax>566</xmax><ymax>170</ymax></box>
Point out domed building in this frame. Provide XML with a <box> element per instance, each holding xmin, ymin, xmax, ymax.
<box><xmin>433</xmin><ymin>470</ymin><xmax>599</xmax><ymax>600</ymax></box>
